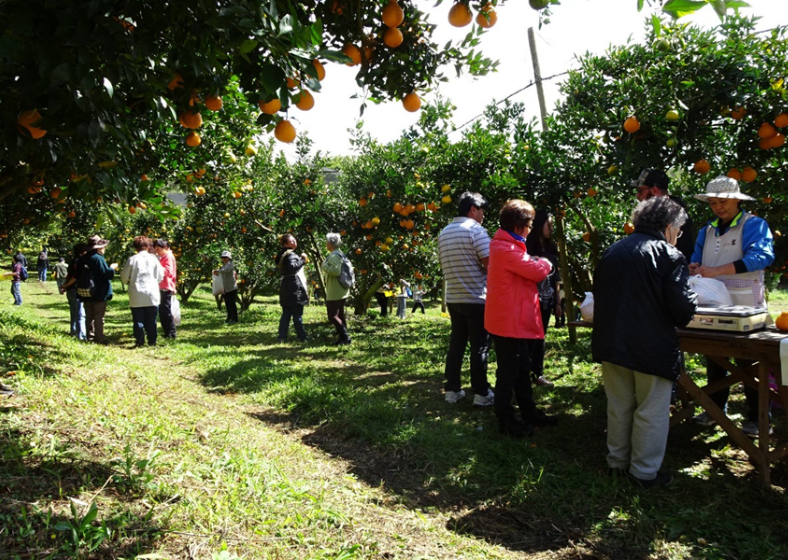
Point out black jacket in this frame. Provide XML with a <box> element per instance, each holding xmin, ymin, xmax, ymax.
<box><xmin>592</xmin><ymin>228</ymin><xmax>697</xmax><ymax>381</ymax></box>
<box><xmin>275</xmin><ymin>249</ymin><xmax>309</xmax><ymax>307</ymax></box>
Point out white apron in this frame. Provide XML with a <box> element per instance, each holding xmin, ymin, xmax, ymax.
<box><xmin>701</xmin><ymin>212</ymin><xmax>765</xmax><ymax>307</ymax></box>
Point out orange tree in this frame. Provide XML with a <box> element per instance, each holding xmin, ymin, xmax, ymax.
<box><xmin>0</xmin><ymin>0</ymin><xmax>502</xmax><ymax>236</ymax></box>
<box><xmin>527</xmin><ymin>15</ymin><xmax>788</xmax><ymax>296</ymax></box>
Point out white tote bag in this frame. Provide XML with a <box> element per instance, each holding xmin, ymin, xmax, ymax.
<box><xmin>171</xmin><ymin>296</ymin><xmax>182</xmax><ymax>326</ymax></box>
<box><xmin>212</xmin><ymin>274</ymin><xmax>224</xmax><ymax>296</ymax></box>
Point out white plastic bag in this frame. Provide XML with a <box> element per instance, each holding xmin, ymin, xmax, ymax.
<box><xmin>171</xmin><ymin>296</ymin><xmax>182</xmax><ymax>326</ymax></box>
<box><xmin>580</xmin><ymin>292</ymin><xmax>594</xmax><ymax>323</ymax></box>
<box><xmin>688</xmin><ymin>275</ymin><xmax>732</xmax><ymax>307</ymax></box>
<box><xmin>212</xmin><ymin>274</ymin><xmax>224</xmax><ymax>296</ymax></box>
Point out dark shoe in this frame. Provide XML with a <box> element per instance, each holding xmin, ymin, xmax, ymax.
<box><xmin>608</xmin><ymin>467</ymin><xmax>628</xmax><ymax>478</ymax></box>
<box><xmin>277</xmin><ymin>338</ymin><xmax>287</xmax><ymax>343</ymax></box>
<box><xmin>528</xmin><ymin>409</ymin><xmax>559</xmax><ymax>427</ymax></box>
<box><xmin>629</xmin><ymin>471</ymin><xmax>674</xmax><ymax>488</ymax></box>
<box><xmin>533</xmin><ymin>375</ymin><xmax>555</xmax><ymax>388</ymax></box>
<box><xmin>336</xmin><ymin>338</ymin><xmax>352</xmax><ymax>346</ymax></box>
<box><xmin>498</xmin><ymin>419</ymin><xmax>534</xmax><ymax>438</ymax></box>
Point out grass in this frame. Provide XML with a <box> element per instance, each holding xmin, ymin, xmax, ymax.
<box><xmin>2</xmin><ymin>280</ymin><xmax>788</xmax><ymax>559</ymax></box>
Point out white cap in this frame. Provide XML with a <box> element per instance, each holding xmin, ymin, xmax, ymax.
<box><xmin>220</xmin><ymin>250</ymin><xmax>232</xmax><ymax>258</ymax></box>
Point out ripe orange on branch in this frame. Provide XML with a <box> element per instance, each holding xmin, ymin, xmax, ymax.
<box><xmin>179</xmin><ymin>111</ymin><xmax>203</xmax><ymax>129</ymax></box>
<box><xmin>382</xmin><ymin>0</ymin><xmax>404</xmax><ymax>27</ymax></box>
<box><xmin>383</xmin><ymin>27</ymin><xmax>403</xmax><ymax>48</ymax></box>
<box><xmin>274</xmin><ymin>120</ymin><xmax>296</xmax><ymax>143</ymax></box>
<box><xmin>623</xmin><ymin>116</ymin><xmax>640</xmax><ymax>134</ymax></box>
<box><xmin>402</xmin><ymin>92</ymin><xmax>421</xmax><ymax>112</ymax></box>
<box><xmin>758</xmin><ymin>122</ymin><xmax>777</xmax><ymax>138</ymax></box>
<box><xmin>775</xmin><ymin>113</ymin><xmax>788</xmax><ymax>128</ymax></box>
<box><xmin>342</xmin><ymin>44</ymin><xmax>362</xmax><ymax>66</ymax></box>
<box><xmin>476</xmin><ymin>4</ymin><xmax>497</xmax><ymax>28</ymax></box>
<box><xmin>17</xmin><ymin>109</ymin><xmax>47</xmax><ymax>139</ymax></box>
<box><xmin>295</xmin><ymin>90</ymin><xmax>315</xmax><ymax>111</ymax></box>
<box><xmin>259</xmin><ymin>98</ymin><xmax>281</xmax><ymax>114</ymax></box>
<box><xmin>741</xmin><ymin>167</ymin><xmax>757</xmax><ymax>182</ymax></box>
<box><xmin>448</xmin><ymin>3</ymin><xmax>472</xmax><ymax>27</ymax></box>
<box><xmin>727</xmin><ymin>168</ymin><xmax>742</xmax><ymax>180</ymax></box>
<box><xmin>693</xmin><ymin>159</ymin><xmax>710</xmax><ymax>174</ymax></box>
<box><xmin>205</xmin><ymin>96</ymin><xmax>223</xmax><ymax>111</ymax></box>
<box><xmin>186</xmin><ymin>131</ymin><xmax>201</xmax><ymax>147</ymax></box>
<box><xmin>312</xmin><ymin>59</ymin><xmax>326</xmax><ymax>81</ymax></box>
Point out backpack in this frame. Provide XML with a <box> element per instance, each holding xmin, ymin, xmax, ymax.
<box><xmin>76</xmin><ymin>262</ymin><xmax>96</xmax><ymax>299</ymax></box>
<box><xmin>337</xmin><ymin>252</ymin><xmax>355</xmax><ymax>290</ymax></box>
<box><xmin>19</xmin><ymin>265</ymin><xmax>28</xmax><ymax>282</ymax></box>
<box><xmin>406</xmin><ymin>286</ymin><xmax>413</xmax><ymax>298</ymax></box>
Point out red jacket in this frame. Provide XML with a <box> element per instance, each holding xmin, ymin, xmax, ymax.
<box><xmin>484</xmin><ymin>229</ymin><xmax>552</xmax><ymax>339</ymax></box>
<box><xmin>158</xmin><ymin>250</ymin><xmax>177</xmax><ymax>292</ymax></box>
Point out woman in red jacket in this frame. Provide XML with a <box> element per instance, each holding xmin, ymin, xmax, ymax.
<box><xmin>485</xmin><ymin>199</ymin><xmax>557</xmax><ymax>437</ymax></box>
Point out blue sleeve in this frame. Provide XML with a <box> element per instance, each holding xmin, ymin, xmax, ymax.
<box><xmin>741</xmin><ymin>216</ymin><xmax>775</xmax><ymax>272</ymax></box>
<box><xmin>691</xmin><ymin>225</ymin><xmax>707</xmax><ymax>263</ymax></box>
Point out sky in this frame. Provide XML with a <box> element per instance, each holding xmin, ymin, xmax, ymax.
<box><xmin>275</xmin><ymin>0</ymin><xmax>788</xmax><ymax>159</ymax></box>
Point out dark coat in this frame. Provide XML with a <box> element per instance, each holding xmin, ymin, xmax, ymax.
<box><xmin>275</xmin><ymin>249</ymin><xmax>309</xmax><ymax>307</ymax></box>
<box><xmin>79</xmin><ymin>250</ymin><xmax>115</xmax><ymax>302</ymax></box>
<box><xmin>592</xmin><ymin>228</ymin><xmax>697</xmax><ymax>381</ymax></box>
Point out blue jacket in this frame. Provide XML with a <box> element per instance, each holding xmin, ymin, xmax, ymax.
<box><xmin>80</xmin><ymin>251</ymin><xmax>115</xmax><ymax>302</ymax></box>
<box><xmin>691</xmin><ymin>211</ymin><xmax>774</xmax><ymax>273</ymax></box>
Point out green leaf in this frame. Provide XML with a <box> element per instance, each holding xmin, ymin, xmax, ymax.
<box><xmin>637</xmin><ymin>0</ymin><xmax>645</xmax><ymax>11</ymax></box>
<box><xmin>650</xmin><ymin>15</ymin><xmax>661</xmax><ymax>37</ymax></box>
<box><xmin>239</xmin><ymin>39</ymin><xmax>258</xmax><ymax>54</ymax></box>
<box><xmin>662</xmin><ymin>0</ymin><xmax>708</xmax><ymax>18</ymax></box>
<box><xmin>712</xmin><ymin>0</ymin><xmax>727</xmax><ymax>19</ymax></box>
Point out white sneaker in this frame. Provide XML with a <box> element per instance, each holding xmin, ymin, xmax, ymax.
<box><xmin>445</xmin><ymin>390</ymin><xmax>466</xmax><ymax>404</ymax></box>
<box><xmin>473</xmin><ymin>389</ymin><xmax>495</xmax><ymax>407</ymax></box>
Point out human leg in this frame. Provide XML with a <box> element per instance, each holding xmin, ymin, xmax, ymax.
<box><xmin>159</xmin><ymin>290</ymin><xmax>176</xmax><ymax>338</ymax></box>
<box><xmin>92</xmin><ymin>301</ymin><xmax>108</xmax><ymax>343</ymax></box>
<box><xmin>463</xmin><ymin>303</ymin><xmax>491</xmax><ymax>397</ymax></box>
<box><xmin>225</xmin><ymin>290</ymin><xmax>238</xmax><ymax>322</ymax></box>
<box><xmin>39</xmin><ymin>268</ymin><xmax>47</xmax><ymax>282</ymax></box>
<box><xmin>493</xmin><ymin>336</ymin><xmax>535</xmax><ymax>435</ymax></box>
<box><xmin>143</xmin><ymin>306</ymin><xmax>158</xmax><ymax>345</ymax></box>
<box><xmin>375</xmin><ymin>292</ymin><xmax>388</xmax><ymax>317</ymax></box>
<box><xmin>84</xmin><ymin>301</ymin><xmax>96</xmax><ymax>341</ymax></box>
<box><xmin>326</xmin><ymin>300</ymin><xmax>350</xmax><ymax>343</ymax></box>
<box><xmin>67</xmin><ymin>290</ymin><xmax>79</xmax><ymax>336</ymax></box>
<box><xmin>291</xmin><ymin>304</ymin><xmax>308</xmax><ymax>341</ymax></box>
<box><xmin>706</xmin><ymin>358</ymin><xmax>730</xmax><ymax>412</ymax></box>
<box><xmin>444</xmin><ymin>303</ymin><xmax>469</xmax><ymax>393</ymax></box>
<box><xmin>11</xmin><ymin>282</ymin><xmax>22</xmax><ymax>305</ymax></box>
<box><xmin>629</xmin><ymin>371</ymin><xmax>673</xmax><ymax>480</ymax></box>
<box><xmin>397</xmin><ymin>298</ymin><xmax>406</xmax><ymax>318</ymax></box>
<box><xmin>601</xmin><ymin>361</ymin><xmax>636</xmax><ymax>471</ymax></box>
<box><xmin>278</xmin><ymin>305</ymin><xmax>293</xmax><ymax>340</ymax></box>
<box><xmin>131</xmin><ymin>307</ymin><xmax>146</xmax><ymax>346</ymax></box>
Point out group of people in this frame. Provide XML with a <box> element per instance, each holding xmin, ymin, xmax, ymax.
<box><xmin>434</xmin><ymin>170</ymin><xmax>774</xmax><ymax>488</ymax></box>
<box><xmin>53</xmin><ymin>235</ymin><xmax>178</xmax><ymax>347</ymax></box>
<box><xmin>374</xmin><ymin>279</ymin><xmax>425</xmax><ymax>318</ymax></box>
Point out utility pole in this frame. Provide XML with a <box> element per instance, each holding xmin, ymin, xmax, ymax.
<box><xmin>528</xmin><ymin>27</ymin><xmax>577</xmax><ymax>343</ymax></box>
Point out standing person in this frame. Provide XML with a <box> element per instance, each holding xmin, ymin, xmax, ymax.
<box><xmin>79</xmin><ymin>236</ymin><xmax>118</xmax><ymax>344</ymax></box>
<box><xmin>53</xmin><ymin>257</ymin><xmax>69</xmax><ymax>290</ymax></box>
<box><xmin>525</xmin><ymin>210</ymin><xmax>561</xmax><ymax>389</ymax></box>
<box><xmin>153</xmin><ymin>239</ymin><xmax>178</xmax><ymax>339</ymax></box>
<box><xmin>632</xmin><ymin>169</ymin><xmax>695</xmax><ymax>261</ymax></box>
<box><xmin>121</xmin><ymin>236</ymin><xmax>164</xmax><ymax>347</ymax></box>
<box><xmin>214</xmin><ymin>250</ymin><xmax>238</xmax><ymax>324</ymax></box>
<box><xmin>322</xmin><ymin>233</ymin><xmax>351</xmax><ymax>345</ymax></box>
<box><xmin>14</xmin><ymin>251</ymin><xmax>28</xmax><ymax>271</ymax></box>
<box><xmin>437</xmin><ymin>191</ymin><xmax>494</xmax><ymax>406</ymax></box>
<box><xmin>396</xmin><ymin>278</ymin><xmax>410</xmax><ymax>319</ymax></box>
<box><xmin>374</xmin><ymin>276</ymin><xmax>391</xmax><ymax>317</ymax></box>
<box><xmin>274</xmin><ymin>234</ymin><xmax>309</xmax><ymax>342</ymax></box>
<box><xmin>485</xmin><ymin>199</ymin><xmax>556</xmax><ymax>437</ymax></box>
<box><xmin>10</xmin><ymin>255</ymin><xmax>23</xmax><ymax>305</ymax></box>
<box><xmin>58</xmin><ymin>244</ymin><xmax>88</xmax><ymax>340</ymax></box>
<box><xmin>689</xmin><ymin>176</ymin><xmax>775</xmax><ymax>436</ymax></box>
<box><xmin>411</xmin><ymin>285</ymin><xmax>426</xmax><ymax>314</ymax></box>
<box><xmin>593</xmin><ymin>197</ymin><xmax>697</xmax><ymax>487</ymax></box>
<box><xmin>37</xmin><ymin>249</ymin><xmax>49</xmax><ymax>282</ymax></box>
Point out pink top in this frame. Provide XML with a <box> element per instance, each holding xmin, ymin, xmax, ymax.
<box><xmin>158</xmin><ymin>250</ymin><xmax>177</xmax><ymax>292</ymax></box>
<box><xmin>484</xmin><ymin>229</ymin><xmax>552</xmax><ymax>340</ymax></box>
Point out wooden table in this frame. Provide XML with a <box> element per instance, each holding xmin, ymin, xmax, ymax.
<box><xmin>571</xmin><ymin>321</ymin><xmax>788</xmax><ymax>484</ymax></box>
<box><xmin>671</xmin><ymin>326</ymin><xmax>788</xmax><ymax>484</ymax></box>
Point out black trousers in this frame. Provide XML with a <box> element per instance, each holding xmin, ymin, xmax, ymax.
<box><xmin>159</xmin><ymin>290</ymin><xmax>176</xmax><ymax>337</ymax></box>
<box><xmin>326</xmin><ymin>299</ymin><xmax>350</xmax><ymax>341</ymax></box>
<box><xmin>374</xmin><ymin>292</ymin><xmax>389</xmax><ymax>317</ymax></box>
<box><xmin>224</xmin><ymin>289</ymin><xmax>238</xmax><ymax>322</ymax></box>
<box><xmin>492</xmin><ymin>335</ymin><xmax>539</xmax><ymax>424</ymax></box>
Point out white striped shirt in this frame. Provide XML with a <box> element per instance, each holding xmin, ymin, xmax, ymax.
<box><xmin>438</xmin><ymin>217</ymin><xmax>490</xmax><ymax>303</ymax></box>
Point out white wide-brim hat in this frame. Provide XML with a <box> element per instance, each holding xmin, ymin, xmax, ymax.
<box><xmin>220</xmin><ymin>250</ymin><xmax>232</xmax><ymax>258</ymax></box>
<box><xmin>694</xmin><ymin>175</ymin><xmax>755</xmax><ymax>202</ymax></box>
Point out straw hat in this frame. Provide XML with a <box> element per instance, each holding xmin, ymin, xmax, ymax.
<box><xmin>694</xmin><ymin>176</ymin><xmax>755</xmax><ymax>202</ymax></box>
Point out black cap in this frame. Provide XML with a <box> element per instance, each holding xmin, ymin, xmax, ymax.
<box><xmin>633</xmin><ymin>169</ymin><xmax>669</xmax><ymax>191</ymax></box>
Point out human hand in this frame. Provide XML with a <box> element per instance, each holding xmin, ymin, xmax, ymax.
<box><xmin>110</xmin><ymin>263</ymin><xmax>119</xmax><ymax>270</ymax></box>
<box><xmin>688</xmin><ymin>262</ymin><xmax>700</xmax><ymax>275</ymax></box>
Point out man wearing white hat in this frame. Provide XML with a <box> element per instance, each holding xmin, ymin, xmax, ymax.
<box><xmin>689</xmin><ymin>176</ymin><xmax>775</xmax><ymax>436</ymax></box>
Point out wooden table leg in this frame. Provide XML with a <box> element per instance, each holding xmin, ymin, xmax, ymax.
<box><xmin>758</xmin><ymin>360</ymin><xmax>771</xmax><ymax>485</ymax></box>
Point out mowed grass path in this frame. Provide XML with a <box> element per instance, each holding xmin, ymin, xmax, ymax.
<box><xmin>2</xmin><ymin>280</ymin><xmax>788</xmax><ymax>559</ymax></box>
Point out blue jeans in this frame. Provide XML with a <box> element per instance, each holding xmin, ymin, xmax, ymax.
<box><xmin>278</xmin><ymin>304</ymin><xmax>308</xmax><ymax>341</ymax></box>
<box><xmin>11</xmin><ymin>282</ymin><xmax>22</xmax><ymax>305</ymax></box>
<box><xmin>444</xmin><ymin>303</ymin><xmax>491</xmax><ymax>396</ymax></box>
<box><xmin>38</xmin><ymin>268</ymin><xmax>47</xmax><ymax>282</ymax></box>
<box><xmin>66</xmin><ymin>289</ymin><xmax>86</xmax><ymax>339</ymax></box>
<box><xmin>131</xmin><ymin>306</ymin><xmax>158</xmax><ymax>346</ymax></box>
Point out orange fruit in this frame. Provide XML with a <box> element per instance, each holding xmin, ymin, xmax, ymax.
<box><xmin>775</xmin><ymin>113</ymin><xmax>788</xmax><ymax>128</ymax></box>
<box><xmin>741</xmin><ymin>167</ymin><xmax>757</xmax><ymax>182</ymax></box>
<box><xmin>763</xmin><ymin>196</ymin><xmax>773</xmax><ymax>204</ymax></box>
<box><xmin>393</xmin><ymin>202</ymin><xmax>403</xmax><ymax>213</ymax></box>
<box><xmin>342</xmin><ymin>43</ymin><xmax>362</xmax><ymax>66</ymax></box>
<box><xmin>441</xmin><ymin>195</ymin><xmax>452</xmax><ymax>204</ymax></box>
<box><xmin>758</xmin><ymin>122</ymin><xmax>777</xmax><ymax>138</ymax></box>
<box><xmin>178</xmin><ymin>111</ymin><xmax>203</xmax><ymax>129</ymax></box>
<box><xmin>186</xmin><ymin>131</ymin><xmax>201</xmax><ymax>147</ymax></box>
<box><xmin>758</xmin><ymin>137</ymin><xmax>772</xmax><ymax>150</ymax></box>
<box><xmin>694</xmin><ymin>159</ymin><xmax>710</xmax><ymax>174</ymax></box>
<box><xmin>764</xmin><ymin>133</ymin><xmax>785</xmax><ymax>149</ymax></box>
<box><xmin>128</xmin><ymin>206</ymin><xmax>136</xmax><ymax>214</ymax></box>
<box><xmin>67</xmin><ymin>211</ymin><xmax>76</xmax><ymax>218</ymax></box>
<box><xmin>402</xmin><ymin>92</ymin><xmax>421</xmax><ymax>112</ymax></box>
<box><xmin>775</xmin><ymin>311</ymin><xmax>788</xmax><ymax>332</ymax></box>
<box><xmin>587</xmin><ymin>187</ymin><xmax>598</xmax><ymax>197</ymax></box>
<box><xmin>50</xmin><ymin>187</ymin><xmax>61</xmax><ymax>199</ymax></box>
<box><xmin>205</xmin><ymin>96</ymin><xmax>223</xmax><ymax>111</ymax></box>
<box><xmin>285</xmin><ymin>76</ymin><xmax>299</xmax><ymax>89</ymax></box>
<box><xmin>416</xmin><ymin>202</ymin><xmax>425</xmax><ymax>212</ymax></box>
<box><xmin>168</xmin><ymin>73</ymin><xmax>184</xmax><ymax>91</ymax></box>
<box><xmin>274</xmin><ymin>120</ymin><xmax>296</xmax><ymax>143</ymax></box>
<box><xmin>312</xmin><ymin>59</ymin><xmax>326</xmax><ymax>81</ymax></box>
<box><xmin>730</xmin><ymin>106</ymin><xmax>747</xmax><ymax>120</ymax></box>
<box><xmin>623</xmin><ymin>116</ymin><xmax>640</xmax><ymax>133</ymax></box>
<box><xmin>448</xmin><ymin>3</ymin><xmax>472</xmax><ymax>27</ymax></box>
<box><xmin>259</xmin><ymin>98</ymin><xmax>281</xmax><ymax>114</ymax></box>
<box><xmin>382</xmin><ymin>0</ymin><xmax>405</xmax><ymax>27</ymax></box>
<box><xmin>359</xmin><ymin>197</ymin><xmax>368</xmax><ymax>207</ymax></box>
<box><xmin>355</xmin><ymin>248</ymin><xmax>362</xmax><ymax>255</ymax></box>
<box><xmin>17</xmin><ymin>109</ymin><xmax>47</xmax><ymax>139</ymax></box>
<box><xmin>582</xmin><ymin>231</ymin><xmax>591</xmax><ymax>242</ymax></box>
<box><xmin>476</xmin><ymin>5</ymin><xmax>497</xmax><ymax>28</ymax></box>
<box><xmin>623</xmin><ymin>222</ymin><xmax>635</xmax><ymax>235</ymax></box>
<box><xmin>383</xmin><ymin>27</ymin><xmax>403</xmax><ymax>48</ymax></box>
<box><xmin>295</xmin><ymin>89</ymin><xmax>315</xmax><ymax>111</ymax></box>
<box><xmin>727</xmin><ymin>168</ymin><xmax>742</xmax><ymax>180</ymax></box>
